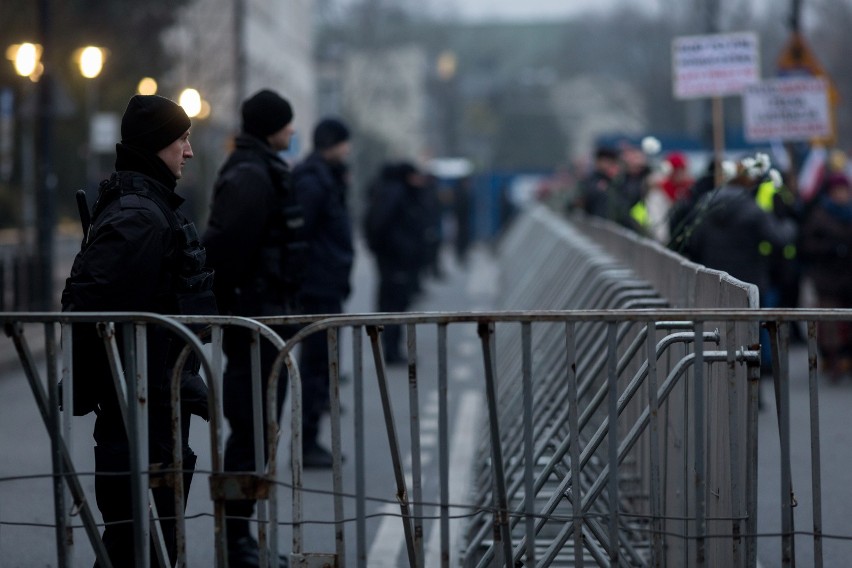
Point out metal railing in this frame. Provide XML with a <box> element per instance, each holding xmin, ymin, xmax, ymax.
<box><xmin>0</xmin><ymin>206</ymin><xmax>847</xmax><ymax>567</ymax></box>
<box><xmin>1</xmin><ymin>309</ymin><xmax>850</xmax><ymax>567</ymax></box>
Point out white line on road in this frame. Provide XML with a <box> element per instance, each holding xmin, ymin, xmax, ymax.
<box><xmin>367</xmin><ymin>390</ymin><xmax>482</xmax><ymax>567</ymax></box>
<box><xmin>366</xmin><ymin>503</ymin><xmax>405</xmax><ymax>568</ymax></box>
<box><xmin>425</xmin><ymin>391</ymin><xmax>482</xmax><ymax>567</ymax></box>
<box><xmin>451</xmin><ymin>364</ymin><xmax>473</xmax><ymax>383</ymax></box>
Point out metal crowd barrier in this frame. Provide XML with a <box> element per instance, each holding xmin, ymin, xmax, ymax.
<box><xmin>0</xmin><ymin>207</ymin><xmax>848</xmax><ymax>568</ymax></box>
<box><xmin>0</xmin><ymin>312</ymin><xmax>292</xmax><ymax>568</ymax></box>
<box><xmin>0</xmin><ymin>308</ymin><xmax>850</xmax><ymax>567</ymax></box>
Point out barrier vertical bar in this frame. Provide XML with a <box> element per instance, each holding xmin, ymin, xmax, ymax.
<box><xmin>607</xmin><ymin>322</ymin><xmax>619</xmax><ymax>564</ymax></box>
<box><xmin>647</xmin><ymin>322</ymin><xmax>663</xmax><ymax>567</ymax></box>
<box><xmin>60</xmin><ymin>322</ymin><xmax>75</xmax><ymax>561</ymax></box>
<box><xmin>726</xmin><ymin>320</ymin><xmax>743</xmax><ymax>568</ymax></box>
<box><xmin>478</xmin><ymin>321</ymin><xmax>512</xmax><ymax>566</ymax></box>
<box><xmin>171</xmin><ymin>362</ymin><xmax>187</xmax><ymax>567</ymax></box>
<box><xmin>60</xmin><ymin>322</ymin><xmax>73</xmax><ymax>451</ymax></box>
<box><xmin>407</xmin><ymin>323</ymin><xmax>425</xmax><ymax>567</ymax></box>
<box><xmin>209</xmin><ymin>324</ymin><xmax>228</xmax><ymax>568</ymax></box>
<box><xmin>807</xmin><ymin>321</ymin><xmax>823</xmax><ymax>568</ymax></box>
<box><xmin>353</xmin><ymin>326</ymin><xmax>367</xmax><ymax>568</ymax></box>
<box><xmin>367</xmin><ymin>324</ymin><xmax>417</xmax><ymax>566</ymax></box>
<box><xmin>291</xmin><ymin>329</ymin><xmax>305</xmax><ymax>561</ymax></box>
<box><xmin>521</xmin><ymin>322</ymin><xmax>536</xmax><ymax>567</ymax></box>
<box><xmin>694</xmin><ymin>321</ymin><xmax>706</xmax><ymax>567</ymax></box>
<box><xmin>437</xmin><ymin>323</ymin><xmax>450</xmax><ymax>567</ymax></box>
<box><xmin>329</xmin><ymin>327</ymin><xmax>346</xmax><ymax>567</ymax></box>
<box><xmin>45</xmin><ymin>322</ymin><xmax>69</xmax><ymax>567</ymax></box>
<box><xmin>745</xmin><ymin>345</ymin><xmax>760</xmax><ymax>568</ymax></box>
<box><xmin>770</xmin><ymin>322</ymin><xmax>794</xmax><ymax>567</ymax></box>
<box><xmin>567</xmin><ymin>321</ymin><xmax>584</xmax><ymax>567</ymax></box>
<box><xmin>126</xmin><ymin>323</ymin><xmax>151</xmax><ymax>568</ymax></box>
<box><xmin>248</xmin><ymin>328</ymin><xmax>270</xmax><ymax>568</ymax></box>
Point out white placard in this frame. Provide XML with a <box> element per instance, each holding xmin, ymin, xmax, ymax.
<box><xmin>743</xmin><ymin>77</ymin><xmax>831</xmax><ymax>142</ymax></box>
<box><xmin>672</xmin><ymin>32</ymin><xmax>760</xmax><ymax>99</ymax></box>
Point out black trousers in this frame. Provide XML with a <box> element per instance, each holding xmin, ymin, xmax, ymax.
<box><xmin>222</xmin><ymin>326</ymin><xmax>289</xmax><ymax>535</ymax></box>
<box><xmin>93</xmin><ymin>412</ymin><xmax>196</xmax><ymax>568</ymax></box>
<box><xmin>299</xmin><ymin>295</ymin><xmax>342</xmax><ymax>448</ymax></box>
<box><xmin>377</xmin><ymin>258</ymin><xmax>415</xmax><ymax>358</ymax></box>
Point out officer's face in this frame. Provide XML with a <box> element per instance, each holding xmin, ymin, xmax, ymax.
<box><xmin>157</xmin><ymin>130</ymin><xmax>193</xmax><ymax>179</ymax></box>
<box><xmin>267</xmin><ymin>122</ymin><xmax>296</xmax><ymax>152</ymax></box>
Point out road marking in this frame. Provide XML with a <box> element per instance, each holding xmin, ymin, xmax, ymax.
<box><xmin>367</xmin><ymin>390</ymin><xmax>482</xmax><ymax>567</ymax></box>
<box><xmin>425</xmin><ymin>391</ymin><xmax>482</xmax><ymax>567</ymax></box>
<box><xmin>366</xmin><ymin>503</ymin><xmax>406</xmax><ymax>568</ymax></box>
<box><xmin>466</xmin><ymin>252</ymin><xmax>498</xmax><ymax>299</ymax></box>
<box><xmin>457</xmin><ymin>340</ymin><xmax>478</xmax><ymax>357</ymax></box>
<box><xmin>451</xmin><ymin>364</ymin><xmax>473</xmax><ymax>383</ymax></box>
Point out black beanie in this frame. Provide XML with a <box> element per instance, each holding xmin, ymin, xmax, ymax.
<box><xmin>313</xmin><ymin>118</ymin><xmax>350</xmax><ymax>151</ymax></box>
<box><xmin>120</xmin><ymin>95</ymin><xmax>191</xmax><ymax>153</ymax></box>
<box><xmin>241</xmin><ymin>89</ymin><xmax>294</xmax><ymax>138</ymax></box>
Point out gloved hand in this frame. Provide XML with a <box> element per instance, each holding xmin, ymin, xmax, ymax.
<box><xmin>180</xmin><ymin>370</ymin><xmax>209</xmax><ymax>421</ymax></box>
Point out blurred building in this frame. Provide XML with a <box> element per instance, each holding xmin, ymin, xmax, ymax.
<box><xmin>164</xmin><ymin>0</ymin><xmax>315</xmax><ymax>143</ymax></box>
<box><xmin>160</xmin><ymin>0</ymin><xmax>316</xmax><ymax>220</ymax></box>
<box><xmin>341</xmin><ymin>46</ymin><xmax>429</xmax><ymax>162</ymax></box>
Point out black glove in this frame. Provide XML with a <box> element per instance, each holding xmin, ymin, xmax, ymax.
<box><xmin>180</xmin><ymin>370</ymin><xmax>209</xmax><ymax>421</ymax></box>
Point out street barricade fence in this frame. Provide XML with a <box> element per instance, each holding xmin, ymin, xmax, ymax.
<box><xmin>0</xmin><ymin>206</ymin><xmax>845</xmax><ymax>567</ymax></box>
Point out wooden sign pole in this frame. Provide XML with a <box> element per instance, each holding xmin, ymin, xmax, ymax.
<box><xmin>713</xmin><ymin>96</ymin><xmax>726</xmax><ymax>187</ymax></box>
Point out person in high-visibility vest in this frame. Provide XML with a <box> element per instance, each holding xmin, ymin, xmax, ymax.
<box><xmin>755</xmin><ymin>174</ymin><xmax>806</xmax><ymax>342</ymax></box>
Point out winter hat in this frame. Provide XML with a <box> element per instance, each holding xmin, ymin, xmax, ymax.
<box><xmin>121</xmin><ymin>95</ymin><xmax>191</xmax><ymax>153</ymax></box>
<box><xmin>313</xmin><ymin>118</ymin><xmax>350</xmax><ymax>151</ymax></box>
<box><xmin>594</xmin><ymin>146</ymin><xmax>619</xmax><ymax>161</ymax></box>
<box><xmin>241</xmin><ymin>89</ymin><xmax>293</xmax><ymax>138</ymax></box>
<box><xmin>667</xmin><ymin>152</ymin><xmax>687</xmax><ymax>170</ymax></box>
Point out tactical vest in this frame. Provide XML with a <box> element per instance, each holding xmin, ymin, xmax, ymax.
<box><xmin>61</xmin><ymin>172</ymin><xmax>217</xmax><ymax>416</ymax></box>
<box><xmin>83</xmin><ymin>172</ymin><xmax>217</xmax><ymax>314</ymax></box>
<box><xmin>217</xmin><ymin>152</ymin><xmax>307</xmax><ymax>314</ymax></box>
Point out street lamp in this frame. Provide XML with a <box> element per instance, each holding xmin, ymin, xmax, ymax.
<box><xmin>178</xmin><ymin>88</ymin><xmax>202</xmax><ymax>118</ymax></box>
<box><xmin>75</xmin><ymin>46</ymin><xmax>104</xmax><ymax>188</ymax></box>
<box><xmin>137</xmin><ymin>77</ymin><xmax>158</xmax><ymax>96</ymax></box>
<box><xmin>77</xmin><ymin>46</ymin><xmax>103</xmax><ymax>79</ymax></box>
<box><xmin>5</xmin><ymin>43</ymin><xmax>42</xmax><ymax>256</ymax></box>
<box><xmin>7</xmin><ymin>42</ymin><xmax>43</xmax><ymax>81</ymax></box>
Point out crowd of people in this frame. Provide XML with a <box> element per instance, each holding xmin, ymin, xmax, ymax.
<box><xmin>567</xmin><ymin>141</ymin><xmax>852</xmax><ymax>379</ymax></box>
<box><xmin>60</xmin><ymin>86</ymin><xmax>480</xmax><ymax>567</ymax></box>
<box><xmin>56</xmin><ymin>80</ymin><xmax>852</xmax><ymax>567</ymax></box>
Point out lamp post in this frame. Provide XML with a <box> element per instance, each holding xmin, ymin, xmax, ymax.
<box><xmin>6</xmin><ymin>42</ymin><xmax>42</xmax><ymax>293</ymax></box>
<box><xmin>76</xmin><ymin>46</ymin><xmax>104</xmax><ymax>189</ymax></box>
<box><xmin>436</xmin><ymin>50</ymin><xmax>458</xmax><ymax>156</ymax></box>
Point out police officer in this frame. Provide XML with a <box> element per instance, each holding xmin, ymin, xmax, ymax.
<box><xmin>292</xmin><ymin>118</ymin><xmax>354</xmax><ymax>468</ymax></box>
<box><xmin>61</xmin><ymin>94</ymin><xmax>216</xmax><ymax>567</ymax></box>
<box><xmin>202</xmin><ymin>89</ymin><xmax>303</xmax><ymax>568</ymax></box>
<box><xmin>363</xmin><ymin>161</ymin><xmax>429</xmax><ymax>363</ymax></box>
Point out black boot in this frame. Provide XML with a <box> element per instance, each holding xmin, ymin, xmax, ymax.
<box><xmin>227</xmin><ymin>534</ymin><xmax>289</xmax><ymax>568</ymax></box>
<box><xmin>302</xmin><ymin>441</ymin><xmax>335</xmax><ymax>469</ymax></box>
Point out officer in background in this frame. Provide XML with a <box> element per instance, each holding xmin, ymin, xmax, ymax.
<box><xmin>363</xmin><ymin>161</ymin><xmax>429</xmax><ymax>363</ymax></box>
<box><xmin>61</xmin><ymin>94</ymin><xmax>216</xmax><ymax>567</ymax></box>
<box><xmin>202</xmin><ymin>89</ymin><xmax>303</xmax><ymax>568</ymax></box>
<box><xmin>572</xmin><ymin>146</ymin><xmax>639</xmax><ymax>231</ymax></box>
<box><xmin>292</xmin><ymin>117</ymin><xmax>354</xmax><ymax>468</ymax></box>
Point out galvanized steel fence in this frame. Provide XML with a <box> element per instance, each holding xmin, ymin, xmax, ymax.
<box><xmin>0</xmin><ymin>207</ymin><xmax>847</xmax><ymax>567</ymax></box>
<box><xmin>0</xmin><ymin>309</ymin><xmax>846</xmax><ymax>568</ymax></box>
